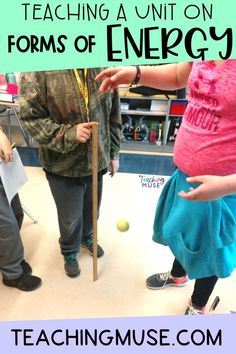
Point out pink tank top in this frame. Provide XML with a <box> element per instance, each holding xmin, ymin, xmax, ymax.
<box><xmin>174</xmin><ymin>60</ymin><xmax>236</xmax><ymax>176</ymax></box>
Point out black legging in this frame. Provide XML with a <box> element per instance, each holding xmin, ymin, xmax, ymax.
<box><xmin>171</xmin><ymin>258</ymin><xmax>218</xmax><ymax>308</ymax></box>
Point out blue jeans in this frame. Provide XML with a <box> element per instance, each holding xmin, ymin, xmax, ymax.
<box><xmin>45</xmin><ymin>172</ymin><xmax>103</xmax><ymax>255</ymax></box>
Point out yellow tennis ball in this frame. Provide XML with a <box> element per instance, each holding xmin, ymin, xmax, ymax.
<box><xmin>116</xmin><ymin>219</ymin><xmax>129</xmax><ymax>232</ymax></box>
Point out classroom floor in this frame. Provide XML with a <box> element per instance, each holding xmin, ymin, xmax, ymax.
<box><xmin>0</xmin><ymin>119</ymin><xmax>235</xmax><ymax>320</ymax></box>
<box><xmin>0</xmin><ymin>164</ymin><xmax>236</xmax><ymax>321</ymax></box>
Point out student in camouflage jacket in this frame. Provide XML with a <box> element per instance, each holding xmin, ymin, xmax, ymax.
<box><xmin>19</xmin><ymin>68</ymin><xmax>122</xmax><ymax>278</ymax></box>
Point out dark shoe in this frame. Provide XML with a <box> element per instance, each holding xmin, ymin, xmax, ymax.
<box><xmin>3</xmin><ymin>273</ymin><xmax>42</xmax><ymax>291</ymax></box>
<box><xmin>81</xmin><ymin>238</ymin><xmax>104</xmax><ymax>258</ymax></box>
<box><xmin>64</xmin><ymin>254</ymin><xmax>80</xmax><ymax>278</ymax></box>
<box><xmin>146</xmin><ymin>271</ymin><xmax>188</xmax><ymax>290</ymax></box>
<box><xmin>20</xmin><ymin>260</ymin><xmax>32</xmax><ymax>275</ymax></box>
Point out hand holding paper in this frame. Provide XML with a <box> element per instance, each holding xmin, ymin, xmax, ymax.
<box><xmin>0</xmin><ymin>148</ymin><xmax>28</xmax><ymax>203</ymax></box>
<box><xmin>0</xmin><ymin>128</ymin><xmax>13</xmax><ymax>163</ymax></box>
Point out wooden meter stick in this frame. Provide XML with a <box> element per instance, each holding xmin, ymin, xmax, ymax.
<box><xmin>92</xmin><ymin>124</ymin><xmax>98</xmax><ymax>281</ymax></box>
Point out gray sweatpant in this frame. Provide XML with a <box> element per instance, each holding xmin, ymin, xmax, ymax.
<box><xmin>0</xmin><ymin>179</ymin><xmax>24</xmax><ymax>279</ymax></box>
<box><xmin>45</xmin><ymin>172</ymin><xmax>103</xmax><ymax>256</ymax></box>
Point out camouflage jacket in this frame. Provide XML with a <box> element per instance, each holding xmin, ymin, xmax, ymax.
<box><xmin>19</xmin><ymin>69</ymin><xmax>122</xmax><ymax>177</ymax></box>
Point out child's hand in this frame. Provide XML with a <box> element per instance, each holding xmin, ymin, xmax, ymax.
<box><xmin>0</xmin><ymin>129</ymin><xmax>13</xmax><ymax>163</ymax></box>
<box><xmin>76</xmin><ymin>122</ymin><xmax>98</xmax><ymax>143</ymax></box>
<box><xmin>178</xmin><ymin>175</ymin><xmax>229</xmax><ymax>201</ymax></box>
<box><xmin>109</xmin><ymin>159</ymin><xmax>119</xmax><ymax>177</ymax></box>
<box><xmin>96</xmin><ymin>66</ymin><xmax>137</xmax><ymax>93</ymax></box>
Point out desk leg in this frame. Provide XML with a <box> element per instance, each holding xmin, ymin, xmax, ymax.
<box><xmin>6</xmin><ymin>107</ymin><xmax>11</xmax><ymax>140</ymax></box>
<box><xmin>162</xmin><ymin>118</ymin><xmax>171</xmax><ymax>145</ymax></box>
<box><xmin>22</xmin><ymin>204</ymin><xmax>38</xmax><ymax>224</ymax></box>
<box><xmin>162</xmin><ymin>100</ymin><xmax>172</xmax><ymax>146</ymax></box>
<box><xmin>12</xmin><ymin>107</ymin><xmax>31</xmax><ymax>147</ymax></box>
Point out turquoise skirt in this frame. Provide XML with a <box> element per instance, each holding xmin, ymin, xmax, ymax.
<box><xmin>153</xmin><ymin>169</ymin><xmax>236</xmax><ymax>279</ymax></box>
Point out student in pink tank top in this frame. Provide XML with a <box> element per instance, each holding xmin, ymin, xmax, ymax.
<box><xmin>96</xmin><ymin>61</ymin><xmax>236</xmax><ymax>315</ymax></box>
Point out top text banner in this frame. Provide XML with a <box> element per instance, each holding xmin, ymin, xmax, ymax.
<box><xmin>0</xmin><ymin>0</ymin><xmax>235</xmax><ymax>72</ymax></box>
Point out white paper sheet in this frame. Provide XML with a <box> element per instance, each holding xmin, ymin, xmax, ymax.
<box><xmin>0</xmin><ymin>148</ymin><xmax>28</xmax><ymax>203</ymax></box>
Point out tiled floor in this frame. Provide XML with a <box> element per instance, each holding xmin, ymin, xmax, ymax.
<box><xmin>0</xmin><ymin>166</ymin><xmax>236</xmax><ymax>321</ymax></box>
<box><xmin>0</xmin><ymin>123</ymin><xmax>236</xmax><ymax>320</ymax></box>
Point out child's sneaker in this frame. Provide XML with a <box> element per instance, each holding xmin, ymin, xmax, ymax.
<box><xmin>81</xmin><ymin>237</ymin><xmax>104</xmax><ymax>258</ymax></box>
<box><xmin>146</xmin><ymin>271</ymin><xmax>188</xmax><ymax>290</ymax></box>
<box><xmin>185</xmin><ymin>301</ymin><xmax>206</xmax><ymax>315</ymax></box>
<box><xmin>64</xmin><ymin>254</ymin><xmax>80</xmax><ymax>278</ymax></box>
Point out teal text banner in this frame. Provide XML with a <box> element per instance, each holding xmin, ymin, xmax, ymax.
<box><xmin>0</xmin><ymin>0</ymin><xmax>235</xmax><ymax>72</ymax></box>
